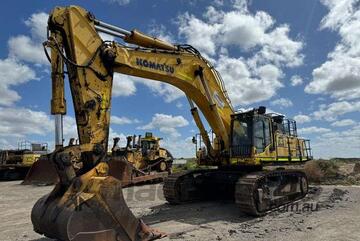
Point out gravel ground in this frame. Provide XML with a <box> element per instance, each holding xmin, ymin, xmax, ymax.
<box><xmin>0</xmin><ymin>181</ymin><xmax>359</xmax><ymax>241</ymax></box>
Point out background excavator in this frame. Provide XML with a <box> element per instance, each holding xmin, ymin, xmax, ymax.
<box><xmin>31</xmin><ymin>5</ymin><xmax>312</xmax><ymax>241</ymax></box>
<box><xmin>0</xmin><ymin>141</ymin><xmax>48</xmax><ymax>180</ymax></box>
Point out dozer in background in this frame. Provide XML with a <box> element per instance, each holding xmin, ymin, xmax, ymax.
<box><xmin>109</xmin><ymin>132</ymin><xmax>173</xmax><ymax>186</ymax></box>
<box><xmin>0</xmin><ymin>141</ymin><xmax>48</xmax><ymax>180</ymax></box>
<box><xmin>23</xmin><ymin>132</ymin><xmax>173</xmax><ymax>186</ymax></box>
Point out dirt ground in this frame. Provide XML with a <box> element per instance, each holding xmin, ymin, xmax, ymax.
<box><xmin>0</xmin><ymin>181</ymin><xmax>359</xmax><ymax>241</ymax></box>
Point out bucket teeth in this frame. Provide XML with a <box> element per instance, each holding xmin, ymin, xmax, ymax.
<box><xmin>137</xmin><ymin>219</ymin><xmax>166</xmax><ymax>241</ymax></box>
<box><xmin>31</xmin><ymin>163</ymin><xmax>165</xmax><ymax>241</ymax></box>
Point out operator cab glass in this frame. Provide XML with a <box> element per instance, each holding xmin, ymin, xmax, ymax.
<box><xmin>231</xmin><ymin>111</ymin><xmax>272</xmax><ymax>157</ymax></box>
<box><xmin>141</xmin><ymin>140</ymin><xmax>155</xmax><ymax>150</ymax></box>
<box><xmin>231</xmin><ymin>114</ymin><xmax>253</xmax><ymax>157</ymax></box>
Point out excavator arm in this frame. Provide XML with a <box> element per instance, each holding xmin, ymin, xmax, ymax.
<box><xmin>32</xmin><ymin>5</ymin><xmax>234</xmax><ymax>241</ymax></box>
<box><xmin>47</xmin><ymin>6</ymin><xmax>234</xmax><ymax>163</ymax></box>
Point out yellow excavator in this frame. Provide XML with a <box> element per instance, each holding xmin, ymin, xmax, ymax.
<box><xmin>0</xmin><ymin>141</ymin><xmax>48</xmax><ymax>180</ymax></box>
<box><xmin>31</xmin><ymin>5</ymin><xmax>312</xmax><ymax>241</ymax></box>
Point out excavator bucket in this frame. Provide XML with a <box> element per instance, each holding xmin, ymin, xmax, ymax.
<box><xmin>31</xmin><ymin>161</ymin><xmax>165</xmax><ymax>241</ymax></box>
<box><xmin>21</xmin><ymin>155</ymin><xmax>59</xmax><ymax>185</ymax></box>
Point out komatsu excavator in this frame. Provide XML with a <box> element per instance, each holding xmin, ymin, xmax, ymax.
<box><xmin>31</xmin><ymin>5</ymin><xmax>312</xmax><ymax>241</ymax></box>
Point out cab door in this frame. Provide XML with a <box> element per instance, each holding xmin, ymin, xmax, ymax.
<box><xmin>253</xmin><ymin>116</ymin><xmax>271</xmax><ymax>154</ymax></box>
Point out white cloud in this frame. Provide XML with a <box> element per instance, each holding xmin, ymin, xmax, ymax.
<box><xmin>213</xmin><ymin>0</ymin><xmax>224</xmax><ymax>7</ymax></box>
<box><xmin>216</xmin><ymin>56</ymin><xmax>283</xmax><ymax>105</ymax></box>
<box><xmin>177</xmin><ymin>2</ymin><xmax>303</xmax><ymax>106</ymax></box>
<box><xmin>112</xmin><ymin>73</ymin><xmax>184</xmax><ymax>102</ymax></box>
<box><xmin>22</xmin><ymin>112</ymin><xmax>191</xmax><ymax>157</ymax></box>
<box><xmin>0</xmin><ymin>107</ymin><xmax>135</xmax><ymax>151</ymax></box>
<box><xmin>108</xmin><ymin>128</ymin><xmax>128</xmax><ymax>151</ymax></box>
<box><xmin>106</xmin><ymin>0</ymin><xmax>131</xmax><ymax>6</ymax></box>
<box><xmin>179</xmin><ymin>3</ymin><xmax>303</xmax><ymax>65</ymax></box>
<box><xmin>294</xmin><ymin>114</ymin><xmax>312</xmax><ymax>124</ymax></box>
<box><xmin>290</xmin><ymin>75</ymin><xmax>303</xmax><ymax>86</ymax></box>
<box><xmin>312</xmin><ymin>123</ymin><xmax>360</xmax><ymax>158</ymax></box>
<box><xmin>138</xmin><ymin>113</ymin><xmax>189</xmax><ymax>138</ymax></box>
<box><xmin>176</xmin><ymin>102</ymin><xmax>183</xmax><ymax>109</ymax></box>
<box><xmin>0</xmin><ymin>107</ymin><xmax>52</xmax><ymax>138</ymax></box>
<box><xmin>161</xmin><ymin>136</ymin><xmax>195</xmax><ymax>158</ymax></box>
<box><xmin>61</xmin><ymin>116</ymin><xmax>78</xmax><ymax>143</ymax></box>
<box><xmin>24</xmin><ymin>12</ymin><xmax>48</xmax><ymax>40</ymax></box>
<box><xmin>0</xmin><ymin>110</ymin><xmax>76</xmax><ymax>148</ymax></box>
<box><xmin>331</xmin><ymin>119</ymin><xmax>356</xmax><ymax>127</ymax></box>
<box><xmin>111</xmin><ymin>115</ymin><xmax>140</xmax><ymax>125</ymax></box>
<box><xmin>0</xmin><ymin>58</ymin><xmax>37</xmax><ymax>106</ymax></box>
<box><xmin>305</xmin><ymin>0</ymin><xmax>360</xmax><ymax>100</ymax></box>
<box><xmin>8</xmin><ymin>12</ymin><xmax>48</xmax><ymax>65</ymax></box>
<box><xmin>270</xmin><ymin>98</ymin><xmax>293</xmax><ymax>108</ymax></box>
<box><xmin>148</xmin><ymin>24</ymin><xmax>174</xmax><ymax>43</ymax></box>
<box><xmin>298</xmin><ymin>126</ymin><xmax>331</xmax><ymax>135</ymax></box>
<box><xmin>312</xmin><ymin>101</ymin><xmax>360</xmax><ymax>121</ymax></box>
<box><xmin>178</xmin><ymin>12</ymin><xmax>220</xmax><ymax>56</ymax></box>
<box><xmin>8</xmin><ymin>35</ymin><xmax>48</xmax><ymax>65</ymax></box>
<box><xmin>112</xmin><ymin>73</ymin><xmax>137</xmax><ymax>97</ymax></box>
<box><xmin>138</xmin><ymin>80</ymin><xmax>184</xmax><ymax>103</ymax></box>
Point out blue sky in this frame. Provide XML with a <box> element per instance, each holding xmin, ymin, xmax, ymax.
<box><xmin>0</xmin><ymin>0</ymin><xmax>359</xmax><ymax>158</ymax></box>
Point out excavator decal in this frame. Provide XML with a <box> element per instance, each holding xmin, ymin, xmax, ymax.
<box><xmin>135</xmin><ymin>58</ymin><xmax>175</xmax><ymax>73</ymax></box>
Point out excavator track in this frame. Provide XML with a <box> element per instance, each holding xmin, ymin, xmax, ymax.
<box><xmin>235</xmin><ymin>169</ymin><xmax>308</xmax><ymax>216</ymax></box>
<box><xmin>164</xmin><ymin>169</ymin><xmax>308</xmax><ymax>217</ymax></box>
<box><xmin>163</xmin><ymin>170</ymin><xmax>208</xmax><ymax>204</ymax></box>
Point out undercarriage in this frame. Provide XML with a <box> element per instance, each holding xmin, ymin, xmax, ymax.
<box><xmin>163</xmin><ymin>167</ymin><xmax>308</xmax><ymax>216</ymax></box>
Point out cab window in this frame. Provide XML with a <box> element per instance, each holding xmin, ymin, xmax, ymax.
<box><xmin>253</xmin><ymin>117</ymin><xmax>272</xmax><ymax>153</ymax></box>
<box><xmin>254</xmin><ymin>118</ymin><xmax>265</xmax><ymax>153</ymax></box>
<box><xmin>231</xmin><ymin>117</ymin><xmax>252</xmax><ymax>156</ymax></box>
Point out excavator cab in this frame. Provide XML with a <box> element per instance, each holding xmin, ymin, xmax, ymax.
<box><xmin>230</xmin><ymin>107</ymin><xmax>312</xmax><ymax>164</ymax></box>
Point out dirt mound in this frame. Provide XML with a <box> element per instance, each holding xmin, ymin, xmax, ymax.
<box><xmin>353</xmin><ymin>162</ymin><xmax>360</xmax><ymax>174</ymax></box>
<box><xmin>304</xmin><ymin>160</ymin><xmax>340</xmax><ymax>183</ymax></box>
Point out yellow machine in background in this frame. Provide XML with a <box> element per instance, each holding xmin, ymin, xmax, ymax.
<box><xmin>0</xmin><ymin>141</ymin><xmax>48</xmax><ymax>180</ymax></box>
<box><xmin>107</xmin><ymin>132</ymin><xmax>173</xmax><ymax>186</ymax></box>
<box><xmin>23</xmin><ymin>132</ymin><xmax>173</xmax><ymax>186</ymax></box>
<box><xmin>112</xmin><ymin>132</ymin><xmax>173</xmax><ymax>172</ymax></box>
<box><xmin>30</xmin><ymin>6</ymin><xmax>312</xmax><ymax>241</ymax></box>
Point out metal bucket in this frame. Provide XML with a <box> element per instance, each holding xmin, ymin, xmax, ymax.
<box><xmin>31</xmin><ymin>163</ymin><xmax>165</xmax><ymax>241</ymax></box>
<box><xmin>22</xmin><ymin>155</ymin><xmax>59</xmax><ymax>185</ymax></box>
